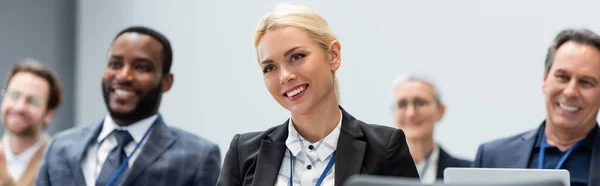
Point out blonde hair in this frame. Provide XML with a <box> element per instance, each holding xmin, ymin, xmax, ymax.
<box><xmin>254</xmin><ymin>3</ymin><xmax>340</xmax><ymax>102</ymax></box>
<box><xmin>254</xmin><ymin>3</ymin><xmax>337</xmax><ymax>50</ymax></box>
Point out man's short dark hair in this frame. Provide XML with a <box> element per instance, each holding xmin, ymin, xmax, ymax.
<box><xmin>4</xmin><ymin>58</ymin><xmax>63</xmax><ymax>111</ymax></box>
<box><xmin>545</xmin><ymin>28</ymin><xmax>600</xmax><ymax>73</ymax></box>
<box><xmin>113</xmin><ymin>26</ymin><xmax>173</xmax><ymax>75</ymax></box>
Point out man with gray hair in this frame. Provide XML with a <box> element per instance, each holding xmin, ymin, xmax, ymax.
<box><xmin>392</xmin><ymin>74</ymin><xmax>471</xmax><ymax>183</ymax></box>
<box><xmin>473</xmin><ymin>28</ymin><xmax>600</xmax><ymax>186</ymax></box>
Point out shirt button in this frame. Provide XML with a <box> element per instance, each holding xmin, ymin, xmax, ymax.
<box><xmin>306</xmin><ymin>165</ymin><xmax>312</xmax><ymax>170</ymax></box>
<box><xmin>308</xmin><ymin>145</ymin><xmax>314</xmax><ymax>150</ymax></box>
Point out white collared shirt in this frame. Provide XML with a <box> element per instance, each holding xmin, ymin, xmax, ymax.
<box><xmin>415</xmin><ymin>145</ymin><xmax>440</xmax><ymax>184</ymax></box>
<box><xmin>81</xmin><ymin>114</ymin><xmax>158</xmax><ymax>186</ymax></box>
<box><xmin>3</xmin><ymin>135</ymin><xmax>45</xmax><ymax>181</ymax></box>
<box><xmin>275</xmin><ymin>110</ymin><xmax>342</xmax><ymax>186</ymax></box>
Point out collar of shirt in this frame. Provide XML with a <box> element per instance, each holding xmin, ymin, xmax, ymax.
<box><xmin>415</xmin><ymin>145</ymin><xmax>440</xmax><ymax>183</ymax></box>
<box><xmin>3</xmin><ymin>133</ymin><xmax>47</xmax><ymax>180</ymax></box>
<box><xmin>97</xmin><ymin>114</ymin><xmax>159</xmax><ymax>144</ymax></box>
<box><xmin>3</xmin><ymin>134</ymin><xmax>46</xmax><ymax>163</ymax></box>
<box><xmin>285</xmin><ymin>109</ymin><xmax>342</xmax><ymax>162</ymax></box>
<box><xmin>534</xmin><ymin>121</ymin><xmax>598</xmax><ymax>150</ymax></box>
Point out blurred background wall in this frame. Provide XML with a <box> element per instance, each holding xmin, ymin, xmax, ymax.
<box><xmin>0</xmin><ymin>0</ymin><xmax>75</xmax><ymax>135</ymax></box>
<box><xmin>3</xmin><ymin>0</ymin><xmax>600</xmax><ymax>160</ymax></box>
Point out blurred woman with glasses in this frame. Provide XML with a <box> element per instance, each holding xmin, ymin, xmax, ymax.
<box><xmin>392</xmin><ymin>75</ymin><xmax>471</xmax><ymax>183</ymax></box>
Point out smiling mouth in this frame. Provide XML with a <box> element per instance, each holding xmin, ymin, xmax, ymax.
<box><xmin>284</xmin><ymin>84</ymin><xmax>308</xmax><ymax>97</ymax></box>
<box><xmin>111</xmin><ymin>88</ymin><xmax>137</xmax><ymax>99</ymax></box>
<box><xmin>557</xmin><ymin>103</ymin><xmax>581</xmax><ymax>112</ymax></box>
<box><xmin>7</xmin><ymin>114</ymin><xmax>30</xmax><ymax>123</ymax></box>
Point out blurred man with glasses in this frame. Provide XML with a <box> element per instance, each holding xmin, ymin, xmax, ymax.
<box><xmin>0</xmin><ymin>59</ymin><xmax>62</xmax><ymax>186</ymax></box>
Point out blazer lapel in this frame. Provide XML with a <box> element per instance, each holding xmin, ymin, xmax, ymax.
<box><xmin>335</xmin><ymin>107</ymin><xmax>366</xmax><ymax>186</ymax></box>
<box><xmin>16</xmin><ymin>138</ymin><xmax>48</xmax><ymax>186</ymax></box>
<box><xmin>436</xmin><ymin>147</ymin><xmax>450</xmax><ymax>179</ymax></box>
<box><xmin>69</xmin><ymin>123</ymin><xmax>103</xmax><ymax>186</ymax></box>
<box><xmin>588</xmin><ymin>125</ymin><xmax>600</xmax><ymax>185</ymax></box>
<box><xmin>121</xmin><ymin>118</ymin><xmax>176</xmax><ymax>185</ymax></box>
<box><xmin>252</xmin><ymin>122</ymin><xmax>287</xmax><ymax>186</ymax></box>
<box><xmin>508</xmin><ymin>127</ymin><xmax>539</xmax><ymax>168</ymax></box>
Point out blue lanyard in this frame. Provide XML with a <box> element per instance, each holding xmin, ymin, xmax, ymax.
<box><xmin>538</xmin><ymin>132</ymin><xmax>583</xmax><ymax>169</ymax></box>
<box><xmin>419</xmin><ymin>149</ymin><xmax>434</xmax><ymax>177</ymax></box>
<box><xmin>104</xmin><ymin>115</ymin><xmax>161</xmax><ymax>186</ymax></box>
<box><xmin>289</xmin><ymin>150</ymin><xmax>336</xmax><ymax>186</ymax></box>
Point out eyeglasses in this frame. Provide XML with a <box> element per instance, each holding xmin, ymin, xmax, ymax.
<box><xmin>391</xmin><ymin>97</ymin><xmax>432</xmax><ymax>111</ymax></box>
<box><xmin>2</xmin><ymin>90</ymin><xmax>41</xmax><ymax>107</ymax></box>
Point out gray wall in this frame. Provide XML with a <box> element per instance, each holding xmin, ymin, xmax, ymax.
<box><xmin>0</xmin><ymin>0</ymin><xmax>76</xmax><ymax>135</ymax></box>
<box><xmin>75</xmin><ymin>1</ymin><xmax>131</xmax><ymax>126</ymax></box>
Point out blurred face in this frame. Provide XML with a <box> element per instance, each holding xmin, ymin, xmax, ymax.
<box><xmin>102</xmin><ymin>32</ymin><xmax>173</xmax><ymax>123</ymax></box>
<box><xmin>257</xmin><ymin>27</ymin><xmax>340</xmax><ymax>114</ymax></box>
<box><xmin>1</xmin><ymin>72</ymin><xmax>53</xmax><ymax>137</ymax></box>
<box><xmin>394</xmin><ymin>81</ymin><xmax>445</xmax><ymax>140</ymax></box>
<box><xmin>543</xmin><ymin>41</ymin><xmax>600</xmax><ymax>130</ymax></box>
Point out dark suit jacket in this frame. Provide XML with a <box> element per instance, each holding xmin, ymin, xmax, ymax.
<box><xmin>472</xmin><ymin>123</ymin><xmax>600</xmax><ymax>185</ymax></box>
<box><xmin>35</xmin><ymin>117</ymin><xmax>222</xmax><ymax>186</ymax></box>
<box><xmin>217</xmin><ymin>107</ymin><xmax>419</xmax><ymax>186</ymax></box>
<box><xmin>436</xmin><ymin>146</ymin><xmax>471</xmax><ymax>179</ymax></box>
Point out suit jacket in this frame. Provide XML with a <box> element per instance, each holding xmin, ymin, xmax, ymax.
<box><xmin>436</xmin><ymin>146</ymin><xmax>471</xmax><ymax>179</ymax></box>
<box><xmin>0</xmin><ymin>138</ymin><xmax>48</xmax><ymax>186</ymax></box>
<box><xmin>35</xmin><ymin>117</ymin><xmax>222</xmax><ymax>186</ymax></box>
<box><xmin>472</xmin><ymin>123</ymin><xmax>600</xmax><ymax>185</ymax></box>
<box><xmin>217</xmin><ymin>107</ymin><xmax>419</xmax><ymax>186</ymax></box>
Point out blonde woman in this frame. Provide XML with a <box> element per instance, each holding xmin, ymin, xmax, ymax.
<box><xmin>217</xmin><ymin>4</ymin><xmax>418</xmax><ymax>186</ymax></box>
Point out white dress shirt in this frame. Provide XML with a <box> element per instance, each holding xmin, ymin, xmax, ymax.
<box><xmin>81</xmin><ymin>114</ymin><xmax>158</xmax><ymax>186</ymax></box>
<box><xmin>275</xmin><ymin>110</ymin><xmax>342</xmax><ymax>186</ymax></box>
<box><xmin>3</xmin><ymin>135</ymin><xmax>45</xmax><ymax>181</ymax></box>
<box><xmin>415</xmin><ymin>145</ymin><xmax>440</xmax><ymax>184</ymax></box>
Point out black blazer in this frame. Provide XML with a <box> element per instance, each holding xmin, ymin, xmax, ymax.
<box><xmin>436</xmin><ymin>146</ymin><xmax>472</xmax><ymax>179</ymax></box>
<box><xmin>217</xmin><ymin>107</ymin><xmax>419</xmax><ymax>186</ymax></box>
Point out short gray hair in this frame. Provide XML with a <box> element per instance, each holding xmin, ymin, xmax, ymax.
<box><xmin>392</xmin><ymin>74</ymin><xmax>443</xmax><ymax>106</ymax></box>
<box><xmin>545</xmin><ymin>28</ymin><xmax>600</xmax><ymax>73</ymax></box>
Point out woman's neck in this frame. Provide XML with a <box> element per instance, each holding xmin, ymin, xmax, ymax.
<box><xmin>291</xmin><ymin>96</ymin><xmax>341</xmax><ymax>143</ymax></box>
<box><xmin>407</xmin><ymin>137</ymin><xmax>435</xmax><ymax>164</ymax></box>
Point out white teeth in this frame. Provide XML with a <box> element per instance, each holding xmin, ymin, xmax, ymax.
<box><xmin>114</xmin><ymin>89</ymin><xmax>134</xmax><ymax>96</ymax></box>
<box><xmin>559</xmin><ymin>103</ymin><xmax>579</xmax><ymax>112</ymax></box>
<box><xmin>286</xmin><ymin>86</ymin><xmax>306</xmax><ymax>97</ymax></box>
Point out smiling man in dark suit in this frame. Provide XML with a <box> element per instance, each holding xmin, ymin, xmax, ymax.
<box><xmin>473</xmin><ymin>28</ymin><xmax>600</xmax><ymax>186</ymax></box>
<box><xmin>36</xmin><ymin>26</ymin><xmax>221</xmax><ymax>186</ymax></box>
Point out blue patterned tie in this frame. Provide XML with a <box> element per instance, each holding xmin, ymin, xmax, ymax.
<box><xmin>96</xmin><ymin>130</ymin><xmax>134</xmax><ymax>186</ymax></box>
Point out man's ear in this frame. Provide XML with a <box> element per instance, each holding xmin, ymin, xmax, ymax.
<box><xmin>43</xmin><ymin>109</ymin><xmax>55</xmax><ymax>128</ymax></box>
<box><xmin>435</xmin><ymin>104</ymin><xmax>446</xmax><ymax>123</ymax></box>
<box><xmin>328</xmin><ymin>40</ymin><xmax>341</xmax><ymax>72</ymax></box>
<box><xmin>161</xmin><ymin>73</ymin><xmax>174</xmax><ymax>93</ymax></box>
<box><xmin>542</xmin><ymin>71</ymin><xmax>548</xmax><ymax>93</ymax></box>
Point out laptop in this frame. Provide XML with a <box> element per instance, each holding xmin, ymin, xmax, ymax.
<box><xmin>344</xmin><ymin>174</ymin><xmax>565</xmax><ymax>186</ymax></box>
<box><xmin>444</xmin><ymin>168</ymin><xmax>569</xmax><ymax>186</ymax></box>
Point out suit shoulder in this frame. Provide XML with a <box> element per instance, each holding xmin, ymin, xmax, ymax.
<box><xmin>222</xmin><ymin>124</ymin><xmax>285</xmax><ymax>156</ymax></box>
<box><xmin>168</xmin><ymin>126</ymin><xmax>219</xmax><ymax>150</ymax></box>
<box><xmin>236</xmin><ymin>124</ymin><xmax>283</xmax><ymax>145</ymax></box>
<box><xmin>351</xmin><ymin>121</ymin><xmax>404</xmax><ymax>151</ymax></box>
<box><xmin>439</xmin><ymin>147</ymin><xmax>472</xmax><ymax>167</ymax></box>
<box><xmin>358</xmin><ymin>122</ymin><xmax>401</xmax><ymax>140</ymax></box>
<box><xmin>51</xmin><ymin>123</ymin><xmax>97</xmax><ymax>141</ymax></box>
<box><xmin>359</xmin><ymin>122</ymin><xmax>397</xmax><ymax>131</ymax></box>
<box><xmin>479</xmin><ymin>129</ymin><xmax>536</xmax><ymax>151</ymax></box>
<box><xmin>46</xmin><ymin>123</ymin><xmax>98</xmax><ymax>152</ymax></box>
